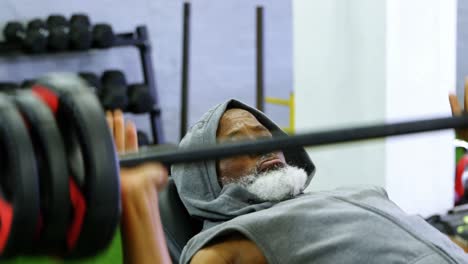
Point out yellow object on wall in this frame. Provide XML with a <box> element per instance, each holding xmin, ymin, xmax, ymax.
<box><xmin>265</xmin><ymin>92</ymin><xmax>295</xmax><ymax>134</ymax></box>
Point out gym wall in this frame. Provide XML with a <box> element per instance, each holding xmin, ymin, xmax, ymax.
<box><xmin>0</xmin><ymin>0</ymin><xmax>293</xmax><ymax>143</ymax></box>
<box><xmin>458</xmin><ymin>1</ymin><xmax>468</xmax><ymax>98</ymax></box>
<box><xmin>0</xmin><ymin>1</ymin><xmax>293</xmax><ymax>263</ymax></box>
<box><xmin>294</xmin><ymin>0</ymin><xmax>456</xmax><ymax>217</ymax></box>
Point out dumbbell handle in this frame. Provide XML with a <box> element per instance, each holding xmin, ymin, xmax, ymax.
<box><xmin>119</xmin><ymin>114</ymin><xmax>468</xmax><ymax>167</ymax></box>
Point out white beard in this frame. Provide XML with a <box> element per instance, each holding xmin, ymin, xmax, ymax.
<box><xmin>222</xmin><ymin>165</ymin><xmax>308</xmax><ymax>202</ymax></box>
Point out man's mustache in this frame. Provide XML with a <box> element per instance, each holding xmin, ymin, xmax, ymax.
<box><xmin>253</xmin><ymin>153</ymin><xmax>283</xmax><ymax>175</ymax></box>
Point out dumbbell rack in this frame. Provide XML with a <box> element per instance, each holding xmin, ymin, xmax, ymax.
<box><xmin>0</xmin><ymin>25</ymin><xmax>164</xmax><ymax>144</ymax></box>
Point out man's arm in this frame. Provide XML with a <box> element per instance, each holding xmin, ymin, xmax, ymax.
<box><xmin>190</xmin><ymin>233</ymin><xmax>267</xmax><ymax>264</ymax></box>
<box><xmin>120</xmin><ymin>164</ymin><xmax>171</xmax><ymax>264</ymax></box>
<box><xmin>107</xmin><ymin>110</ymin><xmax>171</xmax><ymax>264</ymax></box>
<box><xmin>449</xmin><ymin>77</ymin><xmax>468</xmax><ymax>140</ymax></box>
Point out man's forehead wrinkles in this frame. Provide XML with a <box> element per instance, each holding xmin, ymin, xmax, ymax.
<box><xmin>223</xmin><ymin>108</ymin><xmax>254</xmax><ymax>119</ymax></box>
<box><xmin>224</xmin><ymin>123</ymin><xmax>269</xmax><ymax>137</ymax></box>
<box><xmin>225</xmin><ymin>114</ymin><xmax>255</xmax><ymax>122</ymax></box>
<box><xmin>217</xmin><ymin>108</ymin><xmax>273</xmax><ymax>143</ymax></box>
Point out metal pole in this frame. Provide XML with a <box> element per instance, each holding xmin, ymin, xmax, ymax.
<box><xmin>180</xmin><ymin>2</ymin><xmax>191</xmax><ymax>140</ymax></box>
<box><xmin>120</xmin><ymin>115</ymin><xmax>468</xmax><ymax>167</ymax></box>
<box><xmin>256</xmin><ymin>6</ymin><xmax>264</xmax><ymax>112</ymax></box>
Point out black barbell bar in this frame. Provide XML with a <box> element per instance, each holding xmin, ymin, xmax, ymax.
<box><xmin>120</xmin><ymin>114</ymin><xmax>468</xmax><ymax>167</ymax></box>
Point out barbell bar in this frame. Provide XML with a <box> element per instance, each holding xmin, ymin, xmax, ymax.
<box><xmin>120</xmin><ymin>114</ymin><xmax>468</xmax><ymax>167</ymax></box>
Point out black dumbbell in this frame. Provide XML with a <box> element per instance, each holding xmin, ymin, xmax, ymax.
<box><xmin>100</xmin><ymin>70</ymin><xmax>128</xmax><ymax>110</ymax></box>
<box><xmin>46</xmin><ymin>15</ymin><xmax>69</xmax><ymax>51</ymax></box>
<box><xmin>0</xmin><ymin>82</ymin><xmax>20</xmax><ymax>90</ymax></box>
<box><xmin>25</xmin><ymin>19</ymin><xmax>48</xmax><ymax>53</ymax></box>
<box><xmin>21</xmin><ymin>79</ymin><xmax>36</xmax><ymax>88</ymax></box>
<box><xmin>137</xmin><ymin>130</ymin><xmax>150</xmax><ymax>146</ymax></box>
<box><xmin>127</xmin><ymin>84</ymin><xmax>155</xmax><ymax>113</ymax></box>
<box><xmin>3</xmin><ymin>21</ymin><xmax>47</xmax><ymax>53</ymax></box>
<box><xmin>3</xmin><ymin>22</ymin><xmax>26</xmax><ymax>43</ymax></box>
<box><xmin>92</xmin><ymin>24</ymin><xmax>115</xmax><ymax>48</ymax></box>
<box><xmin>0</xmin><ymin>82</ymin><xmax>20</xmax><ymax>95</ymax></box>
<box><xmin>78</xmin><ymin>72</ymin><xmax>101</xmax><ymax>94</ymax></box>
<box><xmin>69</xmin><ymin>14</ymin><xmax>92</xmax><ymax>50</ymax></box>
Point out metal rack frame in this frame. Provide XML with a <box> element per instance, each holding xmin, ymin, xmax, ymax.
<box><xmin>0</xmin><ymin>25</ymin><xmax>164</xmax><ymax>144</ymax></box>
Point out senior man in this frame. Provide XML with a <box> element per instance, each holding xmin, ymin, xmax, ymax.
<box><xmin>115</xmin><ymin>94</ymin><xmax>468</xmax><ymax>263</ymax></box>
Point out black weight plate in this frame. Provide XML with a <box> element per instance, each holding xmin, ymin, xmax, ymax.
<box><xmin>13</xmin><ymin>90</ymin><xmax>70</xmax><ymax>254</ymax></box>
<box><xmin>35</xmin><ymin>73</ymin><xmax>120</xmax><ymax>258</ymax></box>
<box><xmin>0</xmin><ymin>94</ymin><xmax>39</xmax><ymax>257</ymax></box>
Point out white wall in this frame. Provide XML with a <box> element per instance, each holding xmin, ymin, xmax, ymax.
<box><xmin>385</xmin><ymin>0</ymin><xmax>456</xmax><ymax>216</ymax></box>
<box><xmin>293</xmin><ymin>0</ymin><xmax>387</xmax><ymax>191</ymax></box>
<box><xmin>294</xmin><ymin>0</ymin><xmax>456</xmax><ymax>216</ymax></box>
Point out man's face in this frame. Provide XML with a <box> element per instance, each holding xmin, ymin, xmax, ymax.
<box><xmin>216</xmin><ymin>108</ymin><xmax>286</xmax><ymax>185</ymax></box>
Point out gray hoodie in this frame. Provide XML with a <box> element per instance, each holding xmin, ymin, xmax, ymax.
<box><xmin>172</xmin><ymin>99</ymin><xmax>468</xmax><ymax>264</ymax></box>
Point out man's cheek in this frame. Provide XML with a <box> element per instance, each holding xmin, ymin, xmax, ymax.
<box><xmin>221</xmin><ymin>158</ymin><xmax>253</xmax><ymax>178</ymax></box>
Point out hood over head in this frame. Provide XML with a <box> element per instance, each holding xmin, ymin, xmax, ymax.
<box><xmin>171</xmin><ymin>99</ymin><xmax>315</xmax><ymax>224</ymax></box>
